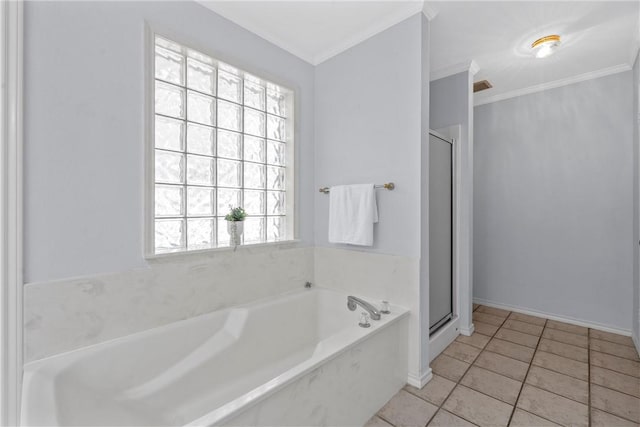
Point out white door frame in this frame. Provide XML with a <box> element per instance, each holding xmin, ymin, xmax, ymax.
<box><xmin>1</xmin><ymin>0</ymin><xmax>24</xmax><ymax>425</ymax></box>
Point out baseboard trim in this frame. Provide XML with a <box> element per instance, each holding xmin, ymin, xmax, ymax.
<box><xmin>459</xmin><ymin>323</ymin><xmax>474</xmax><ymax>336</ymax></box>
<box><xmin>473</xmin><ymin>298</ymin><xmax>633</xmax><ymax>336</ymax></box>
<box><xmin>633</xmin><ymin>333</ymin><xmax>640</xmax><ymax>358</ymax></box>
<box><xmin>407</xmin><ymin>368</ymin><xmax>432</xmax><ymax>389</ymax></box>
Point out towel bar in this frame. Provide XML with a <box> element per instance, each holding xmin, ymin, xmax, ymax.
<box><xmin>319</xmin><ymin>183</ymin><xmax>395</xmax><ymax>194</ymax></box>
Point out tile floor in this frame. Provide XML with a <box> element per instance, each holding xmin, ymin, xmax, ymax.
<box><xmin>367</xmin><ymin>305</ymin><xmax>640</xmax><ymax>427</ymax></box>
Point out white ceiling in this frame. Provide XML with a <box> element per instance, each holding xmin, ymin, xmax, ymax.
<box><xmin>429</xmin><ymin>1</ymin><xmax>640</xmax><ymax>104</ymax></box>
<box><xmin>198</xmin><ymin>1</ymin><xmax>640</xmax><ymax>104</ymax></box>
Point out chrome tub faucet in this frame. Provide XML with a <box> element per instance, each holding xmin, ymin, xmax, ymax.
<box><xmin>347</xmin><ymin>296</ymin><xmax>381</xmax><ymax>321</ymax></box>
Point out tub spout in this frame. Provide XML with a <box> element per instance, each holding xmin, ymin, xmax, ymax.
<box><xmin>347</xmin><ymin>296</ymin><xmax>381</xmax><ymax>321</ymax></box>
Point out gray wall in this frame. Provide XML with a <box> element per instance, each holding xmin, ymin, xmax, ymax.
<box><xmin>474</xmin><ymin>72</ymin><xmax>634</xmax><ymax>330</ymax></box>
<box><xmin>24</xmin><ymin>1</ymin><xmax>315</xmax><ymax>283</ymax></box>
<box><xmin>314</xmin><ymin>14</ymin><xmax>423</xmax><ymax>258</ymax></box>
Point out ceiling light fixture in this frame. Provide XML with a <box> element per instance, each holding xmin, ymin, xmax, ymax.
<box><xmin>531</xmin><ymin>34</ymin><xmax>561</xmax><ymax>59</ymax></box>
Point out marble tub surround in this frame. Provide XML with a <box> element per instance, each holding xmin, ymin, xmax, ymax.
<box><xmin>24</xmin><ymin>246</ymin><xmax>314</xmax><ymax>362</ymax></box>
<box><xmin>314</xmin><ymin>247</ymin><xmax>425</xmax><ymax>385</ymax></box>
<box><xmin>367</xmin><ymin>304</ymin><xmax>640</xmax><ymax>427</ymax></box>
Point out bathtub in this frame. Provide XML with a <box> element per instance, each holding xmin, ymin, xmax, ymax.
<box><xmin>21</xmin><ymin>287</ymin><xmax>409</xmax><ymax>426</ymax></box>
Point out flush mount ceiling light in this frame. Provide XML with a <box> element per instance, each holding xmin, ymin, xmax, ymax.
<box><xmin>531</xmin><ymin>34</ymin><xmax>561</xmax><ymax>59</ymax></box>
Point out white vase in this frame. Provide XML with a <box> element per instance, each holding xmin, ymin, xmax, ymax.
<box><xmin>227</xmin><ymin>220</ymin><xmax>244</xmax><ymax>248</ymax></box>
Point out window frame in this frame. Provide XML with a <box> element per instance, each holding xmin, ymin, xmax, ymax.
<box><xmin>144</xmin><ymin>25</ymin><xmax>297</xmax><ymax>258</ymax></box>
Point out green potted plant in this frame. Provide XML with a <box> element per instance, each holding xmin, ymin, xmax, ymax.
<box><xmin>225</xmin><ymin>207</ymin><xmax>246</xmax><ymax>249</ymax></box>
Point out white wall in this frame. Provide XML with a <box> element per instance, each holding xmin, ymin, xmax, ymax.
<box><xmin>429</xmin><ymin>71</ymin><xmax>474</xmax><ymax>334</ymax></box>
<box><xmin>313</xmin><ymin>14</ymin><xmax>430</xmax><ymax>384</ymax></box>
<box><xmin>474</xmin><ymin>72</ymin><xmax>634</xmax><ymax>331</ymax></box>
<box><xmin>23</xmin><ymin>1</ymin><xmax>315</xmax><ymax>283</ymax></box>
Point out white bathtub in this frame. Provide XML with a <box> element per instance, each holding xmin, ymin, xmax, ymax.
<box><xmin>21</xmin><ymin>287</ymin><xmax>409</xmax><ymax>426</ymax></box>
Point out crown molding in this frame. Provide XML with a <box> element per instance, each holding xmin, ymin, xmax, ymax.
<box><xmin>422</xmin><ymin>2</ymin><xmax>438</xmax><ymax>21</ymax></box>
<box><xmin>430</xmin><ymin>60</ymin><xmax>480</xmax><ymax>81</ymax></box>
<box><xmin>313</xmin><ymin>2</ymin><xmax>424</xmax><ymax>65</ymax></box>
<box><xmin>201</xmin><ymin>1</ymin><xmax>428</xmax><ymax>66</ymax></box>
<box><xmin>474</xmin><ymin>63</ymin><xmax>632</xmax><ymax>106</ymax></box>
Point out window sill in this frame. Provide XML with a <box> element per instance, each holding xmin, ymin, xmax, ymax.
<box><xmin>145</xmin><ymin>239</ymin><xmax>302</xmax><ymax>261</ymax></box>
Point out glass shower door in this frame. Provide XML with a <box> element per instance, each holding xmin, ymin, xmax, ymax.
<box><xmin>429</xmin><ymin>132</ymin><xmax>453</xmax><ymax>335</ymax></box>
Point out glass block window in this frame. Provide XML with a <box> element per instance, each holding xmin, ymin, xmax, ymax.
<box><xmin>151</xmin><ymin>36</ymin><xmax>293</xmax><ymax>254</ymax></box>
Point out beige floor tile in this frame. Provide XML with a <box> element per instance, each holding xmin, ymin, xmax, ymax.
<box><xmin>516</xmin><ymin>384</ymin><xmax>588</xmax><ymax>427</ymax></box>
<box><xmin>473</xmin><ymin>312</ymin><xmax>505</xmax><ymax>326</ymax></box>
<box><xmin>474</xmin><ymin>321</ymin><xmax>499</xmax><ymax>337</ymax></box>
<box><xmin>591</xmin><ymin>408</ymin><xmax>639</xmax><ymax>427</ymax></box>
<box><xmin>494</xmin><ymin>328</ymin><xmax>539</xmax><ymax>348</ymax></box>
<box><xmin>431</xmin><ymin>354</ymin><xmax>471</xmax><ymax>382</ymax></box>
<box><xmin>591</xmin><ymin>384</ymin><xmax>640</xmax><ymax>423</ymax></box>
<box><xmin>590</xmin><ymin>366</ymin><xmax>640</xmax><ymax>398</ymax></box>
<box><xmin>444</xmin><ymin>341</ymin><xmax>482</xmax><ymax>364</ymax></box>
<box><xmin>378</xmin><ymin>389</ymin><xmax>438</xmax><ymax>427</ymax></box>
<box><xmin>427</xmin><ymin>409</ymin><xmax>476</xmax><ymax>427</ymax></box>
<box><xmin>502</xmin><ymin>319</ymin><xmax>544</xmax><ymax>336</ymax></box>
<box><xmin>590</xmin><ymin>329</ymin><xmax>636</xmax><ymax>347</ymax></box>
<box><xmin>542</xmin><ymin>328</ymin><xmax>588</xmax><ymax>348</ymax></box>
<box><xmin>460</xmin><ymin>366</ymin><xmax>522</xmax><ymax>405</ymax></box>
<box><xmin>538</xmin><ymin>338</ymin><xmax>588</xmax><ymax>362</ymax></box>
<box><xmin>545</xmin><ymin>319</ymin><xmax>588</xmax><ymax>336</ymax></box>
<box><xmin>525</xmin><ymin>366</ymin><xmax>588</xmax><ymax>404</ymax></box>
<box><xmin>531</xmin><ymin>350</ymin><xmax>588</xmax><ymax>380</ymax></box>
<box><xmin>364</xmin><ymin>415</ymin><xmax>393</xmax><ymax>427</ymax></box>
<box><xmin>456</xmin><ymin>333</ymin><xmax>491</xmax><ymax>349</ymax></box>
<box><xmin>591</xmin><ymin>351</ymin><xmax>640</xmax><ymax>378</ymax></box>
<box><xmin>591</xmin><ymin>338</ymin><xmax>640</xmax><ymax>361</ymax></box>
<box><xmin>404</xmin><ymin>374</ymin><xmax>456</xmax><ymax>406</ymax></box>
<box><xmin>476</xmin><ymin>306</ymin><xmax>510</xmax><ymax>318</ymax></box>
<box><xmin>509</xmin><ymin>409</ymin><xmax>561</xmax><ymax>426</ymax></box>
<box><xmin>508</xmin><ymin>312</ymin><xmax>547</xmax><ymax>326</ymax></box>
<box><xmin>443</xmin><ymin>385</ymin><xmax>512</xmax><ymax>427</ymax></box>
<box><xmin>473</xmin><ymin>350</ymin><xmax>530</xmax><ymax>381</ymax></box>
<box><xmin>485</xmin><ymin>338</ymin><xmax>535</xmax><ymax>363</ymax></box>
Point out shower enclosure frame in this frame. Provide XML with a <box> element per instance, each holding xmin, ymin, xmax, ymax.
<box><xmin>428</xmin><ymin>126</ymin><xmax>465</xmax><ymax>362</ymax></box>
<box><xmin>429</xmin><ymin>129</ymin><xmax>455</xmax><ymax>335</ymax></box>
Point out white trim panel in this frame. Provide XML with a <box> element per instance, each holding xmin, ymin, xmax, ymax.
<box><xmin>0</xmin><ymin>0</ymin><xmax>24</xmax><ymax>424</ymax></box>
<box><xmin>475</xmin><ymin>63</ymin><xmax>632</xmax><ymax>106</ymax></box>
<box><xmin>474</xmin><ymin>298</ymin><xmax>633</xmax><ymax>337</ymax></box>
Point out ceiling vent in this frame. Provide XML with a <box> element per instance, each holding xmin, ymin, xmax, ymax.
<box><xmin>473</xmin><ymin>80</ymin><xmax>493</xmax><ymax>93</ymax></box>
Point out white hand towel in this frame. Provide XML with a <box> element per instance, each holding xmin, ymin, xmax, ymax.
<box><xmin>328</xmin><ymin>184</ymin><xmax>378</xmax><ymax>246</ymax></box>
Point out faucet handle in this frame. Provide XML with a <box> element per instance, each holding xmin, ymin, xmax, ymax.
<box><xmin>381</xmin><ymin>301</ymin><xmax>390</xmax><ymax>314</ymax></box>
<box><xmin>359</xmin><ymin>312</ymin><xmax>371</xmax><ymax>328</ymax></box>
